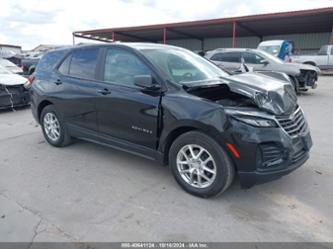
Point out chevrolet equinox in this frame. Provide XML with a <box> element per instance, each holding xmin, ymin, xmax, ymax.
<box><xmin>29</xmin><ymin>43</ymin><xmax>312</xmax><ymax>197</ymax></box>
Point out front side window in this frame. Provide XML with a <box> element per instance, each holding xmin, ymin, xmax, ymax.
<box><xmin>103</xmin><ymin>48</ymin><xmax>151</xmax><ymax>87</ymax></box>
<box><xmin>243</xmin><ymin>52</ymin><xmax>264</xmax><ymax>64</ymax></box>
<box><xmin>318</xmin><ymin>46</ymin><xmax>328</xmax><ymax>55</ymax></box>
<box><xmin>68</xmin><ymin>48</ymin><xmax>99</xmax><ymax>80</ymax></box>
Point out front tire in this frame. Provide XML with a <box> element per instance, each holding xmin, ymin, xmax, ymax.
<box><xmin>169</xmin><ymin>131</ymin><xmax>235</xmax><ymax>198</ymax></box>
<box><xmin>40</xmin><ymin>105</ymin><xmax>71</xmax><ymax>147</ymax></box>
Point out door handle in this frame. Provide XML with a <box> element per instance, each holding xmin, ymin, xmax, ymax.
<box><xmin>97</xmin><ymin>88</ymin><xmax>111</xmax><ymax>95</ymax></box>
<box><xmin>54</xmin><ymin>79</ymin><xmax>62</xmax><ymax>85</ymax></box>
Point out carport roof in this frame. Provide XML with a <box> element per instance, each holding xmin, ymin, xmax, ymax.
<box><xmin>73</xmin><ymin>7</ymin><xmax>333</xmax><ymax>43</ymax></box>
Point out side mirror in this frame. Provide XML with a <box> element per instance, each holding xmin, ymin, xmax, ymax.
<box><xmin>260</xmin><ymin>59</ymin><xmax>269</xmax><ymax>65</ymax></box>
<box><xmin>134</xmin><ymin>75</ymin><xmax>160</xmax><ymax>90</ymax></box>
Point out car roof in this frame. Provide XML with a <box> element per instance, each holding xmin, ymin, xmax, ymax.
<box><xmin>258</xmin><ymin>40</ymin><xmax>285</xmax><ymax>46</ymax></box>
<box><xmin>68</xmin><ymin>42</ymin><xmax>186</xmax><ymax>52</ymax></box>
<box><xmin>211</xmin><ymin>48</ymin><xmax>260</xmax><ymax>53</ymax></box>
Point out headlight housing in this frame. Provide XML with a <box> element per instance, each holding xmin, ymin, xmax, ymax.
<box><xmin>232</xmin><ymin>115</ymin><xmax>277</xmax><ymax>128</ymax></box>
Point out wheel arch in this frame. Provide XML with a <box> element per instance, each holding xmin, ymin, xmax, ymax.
<box><xmin>303</xmin><ymin>61</ymin><xmax>316</xmax><ymax>66</ymax></box>
<box><xmin>37</xmin><ymin>100</ymin><xmax>53</xmax><ymax>122</ymax></box>
<box><xmin>159</xmin><ymin>121</ymin><xmax>222</xmax><ymax>165</ymax></box>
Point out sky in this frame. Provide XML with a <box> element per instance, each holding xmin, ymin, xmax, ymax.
<box><xmin>0</xmin><ymin>0</ymin><xmax>332</xmax><ymax>50</ymax></box>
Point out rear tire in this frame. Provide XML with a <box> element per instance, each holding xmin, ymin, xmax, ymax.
<box><xmin>40</xmin><ymin>105</ymin><xmax>71</xmax><ymax>147</ymax></box>
<box><xmin>169</xmin><ymin>131</ymin><xmax>235</xmax><ymax>198</ymax></box>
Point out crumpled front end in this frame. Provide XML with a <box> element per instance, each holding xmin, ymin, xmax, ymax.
<box><xmin>296</xmin><ymin>69</ymin><xmax>319</xmax><ymax>89</ymax></box>
<box><xmin>226</xmin><ymin>72</ymin><xmax>298</xmax><ymax>115</ymax></box>
<box><xmin>224</xmin><ymin>106</ymin><xmax>312</xmax><ymax>188</ymax></box>
<box><xmin>184</xmin><ymin>73</ymin><xmax>312</xmax><ymax>188</ymax></box>
<box><xmin>0</xmin><ymin>84</ymin><xmax>30</xmax><ymax>109</ymax></box>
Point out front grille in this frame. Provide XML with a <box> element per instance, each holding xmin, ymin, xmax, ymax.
<box><xmin>291</xmin><ymin>149</ymin><xmax>307</xmax><ymax>163</ymax></box>
<box><xmin>260</xmin><ymin>143</ymin><xmax>284</xmax><ymax>168</ymax></box>
<box><xmin>276</xmin><ymin>108</ymin><xmax>307</xmax><ymax>137</ymax></box>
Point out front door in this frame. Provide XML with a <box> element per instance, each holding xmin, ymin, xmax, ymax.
<box><xmin>242</xmin><ymin>52</ymin><xmax>268</xmax><ymax>71</ymax></box>
<box><xmin>95</xmin><ymin>47</ymin><xmax>161</xmax><ymax>149</ymax></box>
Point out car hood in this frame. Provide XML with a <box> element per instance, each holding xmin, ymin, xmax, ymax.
<box><xmin>183</xmin><ymin>72</ymin><xmax>298</xmax><ymax>115</ymax></box>
<box><xmin>279</xmin><ymin>62</ymin><xmax>320</xmax><ymax>74</ymax></box>
<box><xmin>0</xmin><ymin>73</ymin><xmax>27</xmax><ymax>86</ymax></box>
<box><xmin>225</xmin><ymin>72</ymin><xmax>297</xmax><ymax>115</ymax></box>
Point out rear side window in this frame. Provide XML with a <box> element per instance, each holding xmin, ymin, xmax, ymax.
<box><xmin>211</xmin><ymin>52</ymin><xmax>240</xmax><ymax>63</ymax></box>
<box><xmin>68</xmin><ymin>48</ymin><xmax>99</xmax><ymax>80</ymax></box>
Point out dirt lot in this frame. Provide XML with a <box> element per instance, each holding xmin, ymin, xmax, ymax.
<box><xmin>0</xmin><ymin>76</ymin><xmax>332</xmax><ymax>242</ymax></box>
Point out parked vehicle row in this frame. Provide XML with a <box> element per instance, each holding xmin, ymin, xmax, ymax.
<box><xmin>28</xmin><ymin>43</ymin><xmax>312</xmax><ymax>197</ymax></box>
<box><xmin>0</xmin><ymin>58</ymin><xmax>23</xmax><ymax>75</ymax></box>
<box><xmin>205</xmin><ymin>48</ymin><xmax>320</xmax><ymax>93</ymax></box>
<box><xmin>0</xmin><ymin>65</ymin><xmax>30</xmax><ymax>109</ymax></box>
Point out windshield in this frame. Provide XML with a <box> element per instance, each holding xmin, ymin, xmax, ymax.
<box><xmin>140</xmin><ymin>47</ymin><xmax>229</xmax><ymax>85</ymax></box>
<box><xmin>258</xmin><ymin>45</ymin><xmax>280</xmax><ymax>55</ymax></box>
<box><xmin>257</xmin><ymin>50</ymin><xmax>284</xmax><ymax>64</ymax></box>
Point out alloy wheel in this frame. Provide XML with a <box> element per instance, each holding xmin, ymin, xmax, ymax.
<box><xmin>43</xmin><ymin>112</ymin><xmax>61</xmax><ymax>142</ymax></box>
<box><xmin>176</xmin><ymin>144</ymin><xmax>217</xmax><ymax>188</ymax></box>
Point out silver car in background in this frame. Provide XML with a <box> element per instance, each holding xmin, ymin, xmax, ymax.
<box><xmin>205</xmin><ymin>48</ymin><xmax>321</xmax><ymax>93</ymax></box>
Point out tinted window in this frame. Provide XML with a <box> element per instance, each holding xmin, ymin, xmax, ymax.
<box><xmin>103</xmin><ymin>48</ymin><xmax>151</xmax><ymax>87</ymax></box>
<box><xmin>58</xmin><ymin>54</ymin><xmax>71</xmax><ymax>75</ymax></box>
<box><xmin>331</xmin><ymin>47</ymin><xmax>333</xmax><ymax>55</ymax></box>
<box><xmin>243</xmin><ymin>52</ymin><xmax>265</xmax><ymax>64</ymax></box>
<box><xmin>69</xmin><ymin>48</ymin><xmax>99</xmax><ymax>80</ymax></box>
<box><xmin>211</xmin><ymin>52</ymin><xmax>240</xmax><ymax>63</ymax></box>
<box><xmin>36</xmin><ymin>50</ymin><xmax>68</xmax><ymax>73</ymax></box>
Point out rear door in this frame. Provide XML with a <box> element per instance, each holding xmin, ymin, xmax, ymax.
<box><xmin>210</xmin><ymin>52</ymin><xmax>241</xmax><ymax>73</ymax></box>
<box><xmin>54</xmin><ymin>47</ymin><xmax>101</xmax><ymax>131</ymax></box>
<box><xmin>95</xmin><ymin>47</ymin><xmax>161</xmax><ymax>149</ymax></box>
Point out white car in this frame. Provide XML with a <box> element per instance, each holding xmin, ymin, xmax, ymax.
<box><xmin>0</xmin><ymin>65</ymin><xmax>30</xmax><ymax>109</ymax></box>
<box><xmin>0</xmin><ymin>58</ymin><xmax>23</xmax><ymax>74</ymax></box>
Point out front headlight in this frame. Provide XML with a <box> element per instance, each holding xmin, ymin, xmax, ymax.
<box><xmin>232</xmin><ymin>115</ymin><xmax>277</xmax><ymax>127</ymax></box>
<box><xmin>254</xmin><ymin>92</ymin><xmax>270</xmax><ymax>106</ymax></box>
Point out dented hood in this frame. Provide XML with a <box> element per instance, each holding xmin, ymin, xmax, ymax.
<box><xmin>225</xmin><ymin>72</ymin><xmax>297</xmax><ymax>115</ymax></box>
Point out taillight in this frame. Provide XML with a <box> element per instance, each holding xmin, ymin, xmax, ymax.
<box><xmin>24</xmin><ymin>75</ymin><xmax>35</xmax><ymax>89</ymax></box>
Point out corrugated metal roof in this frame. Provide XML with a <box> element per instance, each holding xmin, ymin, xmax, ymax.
<box><xmin>73</xmin><ymin>7</ymin><xmax>333</xmax><ymax>43</ymax></box>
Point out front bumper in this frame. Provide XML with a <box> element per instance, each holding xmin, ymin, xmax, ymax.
<box><xmin>224</xmin><ymin>109</ymin><xmax>312</xmax><ymax>188</ymax></box>
<box><xmin>297</xmin><ymin>70</ymin><xmax>319</xmax><ymax>89</ymax></box>
<box><xmin>238</xmin><ymin>135</ymin><xmax>311</xmax><ymax>188</ymax></box>
<box><xmin>0</xmin><ymin>85</ymin><xmax>30</xmax><ymax>109</ymax></box>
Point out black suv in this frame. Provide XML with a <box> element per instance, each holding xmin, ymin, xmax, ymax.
<box><xmin>29</xmin><ymin>43</ymin><xmax>312</xmax><ymax>197</ymax></box>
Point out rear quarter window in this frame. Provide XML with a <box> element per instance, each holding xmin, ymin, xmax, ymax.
<box><xmin>211</xmin><ymin>52</ymin><xmax>240</xmax><ymax>63</ymax></box>
<box><xmin>36</xmin><ymin>50</ymin><xmax>69</xmax><ymax>73</ymax></box>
